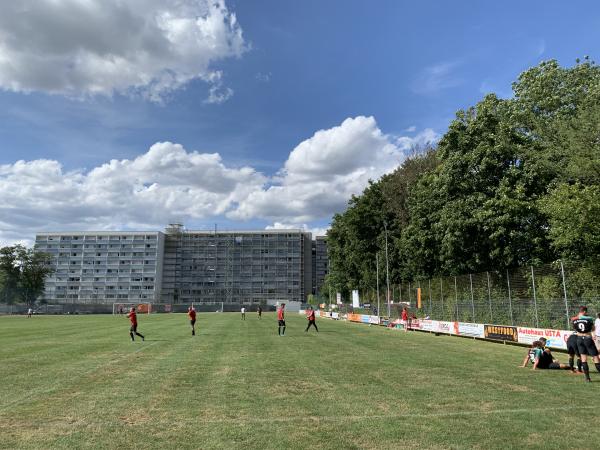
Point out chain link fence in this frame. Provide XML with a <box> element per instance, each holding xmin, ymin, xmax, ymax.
<box><xmin>354</xmin><ymin>261</ymin><xmax>600</xmax><ymax>329</ymax></box>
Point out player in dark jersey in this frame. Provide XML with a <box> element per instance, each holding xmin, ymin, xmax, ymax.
<box><xmin>277</xmin><ymin>304</ymin><xmax>286</xmax><ymax>336</ymax></box>
<box><xmin>566</xmin><ymin>319</ymin><xmax>583</xmax><ymax>373</ymax></box>
<box><xmin>257</xmin><ymin>305</ymin><xmax>262</xmax><ymax>319</ymax></box>
<box><xmin>127</xmin><ymin>307</ymin><xmax>145</xmax><ymax>342</ymax></box>
<box><xmin>521</xmin><ymin>339</ymin><xmax>569</xmax><ymax>370</ymax></box>
<box><xmin>572</xmin><ymin>306</ymin><xmax>600</xmax><ymax>382</ymax></box>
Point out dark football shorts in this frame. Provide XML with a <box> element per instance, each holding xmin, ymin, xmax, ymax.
<box><xmin>278</xmin><ymin>320</ymin><xmax>286</xmax><ymax>327</ymax></box>
<box><xmin>547</xmin><ymin>362</ymin><xmax>562</xmax><ymax>370</ymax></box>
<box><xmin>190</xmin><ymin>319</ymin><xmax>196</xmax><ymax>326</ymax></box>
<box><xmin>576</xmin><ymin>335</ymin><xmax>599</xmax><ymax>356</ymax></box>
<box><xmin>130</xmin><ymin>324</ymin><xmax>137</xmax><ymax>332</ymax></box>
<box><xmin>567</xmin><ymin>334</ymin><xmax>580</xmax><ymax>356</ymax></box>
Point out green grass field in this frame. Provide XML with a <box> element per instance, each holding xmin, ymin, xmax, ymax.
<box><xmin>1</xmin><ymin>313</ymin><xmax>597</xmax><ymax>449</ymax></box>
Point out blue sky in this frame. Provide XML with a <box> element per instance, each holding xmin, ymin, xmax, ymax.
<box><xmin>1</xmin><ymin>0</ymin><xmax>599</xmax><ymax>244</ymax></box>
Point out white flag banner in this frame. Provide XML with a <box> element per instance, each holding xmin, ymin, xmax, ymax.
<box><xmin>352</xmin><ymin>290</ymin><xmax>360</xmax><ymax>308</ymax></box>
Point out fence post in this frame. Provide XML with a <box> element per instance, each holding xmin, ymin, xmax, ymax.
<box><xmin>560</xmin><ymin>260</ymin><xmax>570</xmax><ymax>328</ymax></box>
<box><xmin>486</xmin><ymin>271</ymin><xmax>493</xmax><ymax>323</ymax></box>
<box><xmin>530</xmin><ymin>266</ymin><xmax>539</xmax><ymax>328</ymax></box>
<box><xmin>428</xmin><ymin>279</ymin><xmax>433</xmax><ymax>317</ymax></box>
<box><xmin>469</xmin><ymin>273</ymin><xmax>475</xmax><ymax>322</ymax></box>
<box><xmin>440</xmin><ymin>278</ymin><xmax>444</xmax><ymax>321</ymax></box>
<box><xmin>506</xmin><ymin>269</ymin><xmax>514</xmax><ymax>326</ymax></box>
<box><xmin>454</xmin><ymin>276</ymin><xmax>459</xmax><ymax>321</ymax></box>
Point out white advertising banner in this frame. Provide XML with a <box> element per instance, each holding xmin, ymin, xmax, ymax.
<box><xmin>517</xmin><ymin>326</ymin><xmax>572</xmax><ymax>350</ymax></box>
<box><xmin>331</xmin><ymin>312</ymin><xmax>339</xmax><ymax>320</ymax></box>
<box><xmin>419</xmin><ymin>320</ymin><xmax>437</xmax><ymax>332</ymax></box>
<box><xmin>436</xmin><ymin>321</ymin><xmax>456</xmax><ymax>335</ymax></box>
<box><xmin>352</xmin><ymin>290</ymin><xmax>360</xmax><ymax>308</ymax></box>
<box><xmin>369</xmin><ymin>315</ymin><xmax>380</xmax><ymax>325</ymax></box>
<box><xmin>457</xmin><ymin>322</ymin><xmax>485</xmax><ymax>338</ymax></box>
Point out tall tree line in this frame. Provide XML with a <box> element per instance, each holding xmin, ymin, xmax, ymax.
<box><xmin>325</xmin><ymin>59</ymin><xmax>600</xmax><ymax>298</ymax></box>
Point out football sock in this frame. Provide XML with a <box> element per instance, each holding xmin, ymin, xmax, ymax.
<box><xmin>130</xmin><ymin>332</ymin><xmax>134</xmax><ymax>341</ymax></box>
<box><xmin>568</xmin><ymin>357</ymin><xmax>574</xmax><ymax>371</ymax></box>
<box><xmin>595</xmin><ymin>362</ymin><xmax>600</xmax><ymax>373</ymax></box>
<box><xmin>577</xmin><ymin>358</ymin><xmax>582</xmax><ymax>372</ymax></box>
<box><xmin>583</xmin><ymin>362</ymin><xmax>590</xmax><ymax>380</ymax></box>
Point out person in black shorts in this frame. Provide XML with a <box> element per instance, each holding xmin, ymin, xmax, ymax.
<box><xmin>521</xmin><ymin>339</ymin><xmax>569</xmax><ymax>370</ymax></box>
<box><xmin>257</xmin><ymin>305</ymin><xmax>262</xmax><ymax>319</ymax></box>
<box><xmin>277</xmin><ymin>303</ymin><xmax>286</xmax><ymax>336</ymax></box>
<box><xmin>572</xmin><ymin>306</ymin><xmax>600</xmax><ymax>382</ymax></box>
<box><xmin>566</xmin><ymin>330</ymin><xmax>582</xmax><ymax>373</ymax></box>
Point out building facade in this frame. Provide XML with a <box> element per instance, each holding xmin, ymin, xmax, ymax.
<box><xmin>34</xmin><ymin>231</ymin><xmax>164</xmax><ymax>304</ymax></box>
<box><xmin>35</xmin><ymin>226</ymin><xmax>316</xmax><ymax>305</ymax></box>
<box><xmin>315</xmin><ymin>236</ymin><xmax>328</xmax><ymax>296</ymax></box>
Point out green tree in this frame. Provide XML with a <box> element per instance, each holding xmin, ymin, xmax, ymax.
<box><xmin>0</xmin><ymin>245</ymin><xmax>54</xmax><ymax>306</ymax></box>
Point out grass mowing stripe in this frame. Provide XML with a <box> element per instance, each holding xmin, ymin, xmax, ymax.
<box><xmin>2</xmin><ymin>313</ymin><xmax>600</xmax><ymax>450</ymax></box>
<box><xmin>9</xmin><ymin>403</ymin><xmax>592</xmax><ymax>426</ymax></box>
<box><xmin>0</xmin><ymin>342</ymin><xmax>159</xmax><ymax>411</ymax></box>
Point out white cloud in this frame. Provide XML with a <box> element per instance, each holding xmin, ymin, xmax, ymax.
<box><xmin>0</xmin><ymin>0</ymin><xmax>246</xmax><ymax>102</ymax></box>
<box><xmin>395</xmin><ymin>128</ymin><xmax>440</xmax><ymax>151</ymax></box>
<box><xmin>0</xmin><ymin>119</ymin><xmax>438</xmax><ymax>244</ymax></box>
<box><xmin>228</xmin><ymin>116</ymin><xmax>409</xmax><ymax>223</ymax></box>
<box><xmin>412</xmin><ymin>61</ymin><xmax>463</xmax><ymax>94</ymax></box>
<box><xmin>266</xmin><ymin>222</ymin><xmax>329</xmax><ymax>237</ymax></box>
<box><xmin>0</xmin><ymin>142</ymin><xmax>265</xmax><ymax>244</ymax></box>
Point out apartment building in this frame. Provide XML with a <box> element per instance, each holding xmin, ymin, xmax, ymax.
<box><xmin>34</xmin><ymin>225</ymin><xmax>315</xmax><ymax>305</ymax></box>
<box><xmin>34</xmin><ymin>232</ymin><xmax>164</xmax><ymax>304</ymax></box>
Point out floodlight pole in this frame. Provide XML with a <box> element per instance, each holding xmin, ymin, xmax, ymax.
<box><xmin>384</xmin><ymin>222</ymin><xmax>391</xmax><ymax>317</ymax></box>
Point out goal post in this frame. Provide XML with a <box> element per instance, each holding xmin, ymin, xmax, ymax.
<box><xmin>112</xmin><ymin>303</ymin><xmax>152</xmax><ymax>315</ymax></box>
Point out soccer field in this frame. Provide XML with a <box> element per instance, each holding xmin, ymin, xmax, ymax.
<box><xmin>0</xmin><ymin>313</ymin><xmax>597</xmax><ymax>449</ymax></box>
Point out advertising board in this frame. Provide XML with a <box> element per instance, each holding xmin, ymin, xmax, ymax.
<box><xmin>457</xmin><ymin>322</ymin><xmax>485</xmax><ymax>338</ymax></box>
<box><xmin>517</xmin><ymin>326</ymin><xmax>572</xmax><ymax>350</ymax></box>
<box><xmin>484</xmin><ymin>324</ymin><xmax>518</xmax><ymax>342</ymax></box>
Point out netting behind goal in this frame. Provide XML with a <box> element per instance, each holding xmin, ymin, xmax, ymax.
<box><xmin>112</xmin><ymin>303</ymin><xmax>153</xmax><ymax>315</ymax></box>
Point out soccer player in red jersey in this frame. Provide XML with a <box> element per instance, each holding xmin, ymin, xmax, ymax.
<box><xmin>188</xmin><ymin>306</ymin><xmax>197</xmax><ymax>336</ymax></box>
<box><xmin>305</xmin><ymin>306</ymin><xmax>318</xmax><ymax>332</ymax></box>
<box><xmin>277</xmin><ymin>303</ymin><xmax>286</xmax><ymax>336</ymax></box>
<box><xmin>127</xmin><ymin>307</ymin><xmax>145</xmax><ymax>342</ymax></box>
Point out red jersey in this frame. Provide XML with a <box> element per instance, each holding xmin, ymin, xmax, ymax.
<box><xmin>277</xmin><ymin>308</ymin><xmax>285</xmax><ymax>320</ymax></box>
<box><xmin>188</xmin><ymin>309</ymin><xmax>196</xmax><ymax>320</ymax></box>
<box><xmin>128</xmin><ymin>311</ymin><xmax>137</xmax><ymax>325</ymax></box>
<box><xmin>401</xmin><ymin>310</ymin><xmax>408</xmax><ymax>321</ymax></box>
<box><xmin>307</xmin><ymin>310</ymin><xmax>315</xmax><ymax>321</ymax></box>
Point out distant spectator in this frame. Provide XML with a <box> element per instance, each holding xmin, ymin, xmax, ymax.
<box><xmin>27</xmin><ymin>307</ymin><xmax>32</xmax><ymax>318</ymax></box>
<box><xmin>401</xmin><ymin>307</ymin><xmax>409</xmax><ymax>332</ymax></box>
<box><xmin>257</xmin><ymin>305</ymin><xmax>262</xmax><ymax>319</ymax></box>
<box><xmin>241</xmin><ymin>306</ymin><xmax>246</xmax><ymax>321</ymax></box>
